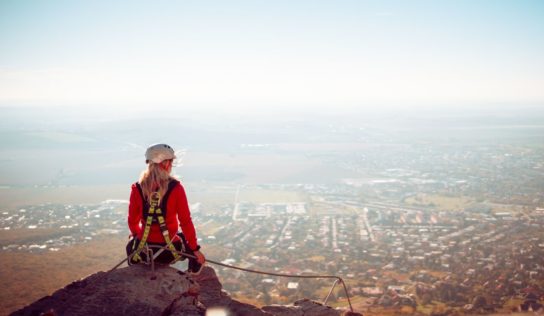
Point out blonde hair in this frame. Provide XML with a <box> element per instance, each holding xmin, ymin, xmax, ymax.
<box><xmin>139</xmin><ymin>162</ymin><xmax>175</xmax><ymax>203</ymax></box>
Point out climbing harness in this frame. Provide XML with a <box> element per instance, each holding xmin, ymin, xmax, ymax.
<box><xmin>129</xmin><ymin>180</ymin><xmax>180</xmax><ymax>264</ymax></box>
<box><xmin>113</xmin><ymin>244</ymin><xmax>354</xmax><ymax>313</ymax></box>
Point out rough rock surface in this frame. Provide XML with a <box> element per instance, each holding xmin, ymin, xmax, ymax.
<box><xmin>194</xmin><ymin>265</ymin><xmax>274</xmax><ymax>315</ymax></box>
<box><xmin>12</xmin><ymin>264</ymin><xmax>201</xmax><ymax>316</ymax></box>
<box><xmin>12</xmin><ymin>265</ymin><xmax>361</xmax><ymax>316</ymax></box>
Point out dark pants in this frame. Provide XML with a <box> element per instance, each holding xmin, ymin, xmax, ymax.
<box><xmin>126</xmin><ymin>232</ymin><xmax>195</xmax><ymax>265</ymax></box>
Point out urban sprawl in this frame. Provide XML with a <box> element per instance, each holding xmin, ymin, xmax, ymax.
<box><xmin>1</xmin><ymin>141</ymin><xmax>543</xmax><ymax>314</ymax></box>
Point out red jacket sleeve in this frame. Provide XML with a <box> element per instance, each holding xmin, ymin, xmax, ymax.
<box><xmin>128</xmin><ymin>184</ymin><xmax>143</xmax><ymax>237</ymax></box>
<box><xmin>173</xmin><ymin>183</ymin><xmax>199</xmax><ymax>251</ymax></box>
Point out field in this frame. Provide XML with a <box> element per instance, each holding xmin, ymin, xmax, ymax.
<box><xmin>184</xmin><ymin>149</ymin><xmax>351</xmax><ymax>184</ymax></box>
<box><xmin>0</xmin><ymin>237</ymin><xmax>127</xmax><ymax>315</ymax></box>
<box><xmin>0</xmin><ymin>185</ymin><xmax>128</xmax><ymax>210</ymax></box>
<box><xmin>238</xmin><ymin>188</ymin><xmax>308</xmax><ymax>203</ymax></box>
<box><xmin>403</xmin><ymin>193</ymin><xmax>474</xmax><ymax>211</ymax></box>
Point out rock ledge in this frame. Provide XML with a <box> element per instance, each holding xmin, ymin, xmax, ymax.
<box><xmin>12</xmin><ymin>265</ymin><xmax>361</xmax><ymax>316</ymax></box>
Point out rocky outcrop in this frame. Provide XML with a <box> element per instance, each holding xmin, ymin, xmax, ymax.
<box><xmin>12</xmin><ymin>264</ymin><xmax>203</xmax><ymax>316</ymax></box>
<box><xmin>12</xmin><ymin>265</ymin><xmax>361</xmax><ymax>316</ymax></box>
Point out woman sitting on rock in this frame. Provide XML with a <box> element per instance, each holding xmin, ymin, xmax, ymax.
<box><xmin>127</xmin><ymin>143</ymin><xmax>205</xmax><ymax>275</ymax></box>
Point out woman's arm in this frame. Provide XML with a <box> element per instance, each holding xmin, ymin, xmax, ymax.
<box><xmin>127</xmin><ymin>184</ymin><xmax>143</xmax><ymax>237</ymax></box>
<box><xmin>174</xmin><ymin>184</ymin><xmax>199</xmax><ymax>251</ymax></box>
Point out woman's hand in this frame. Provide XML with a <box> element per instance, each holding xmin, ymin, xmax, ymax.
<box><xmin>193</xmin><ymin>250</ymin><xmax>206</xmax><ymax>264</ymax></box>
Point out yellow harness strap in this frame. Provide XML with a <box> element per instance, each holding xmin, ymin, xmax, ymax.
<box><xmin>131</xmin><ymin>191</ymin><xmax>180</xmax><ymax>263</ymax></box>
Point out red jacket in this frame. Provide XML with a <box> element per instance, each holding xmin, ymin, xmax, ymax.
<box><xmin>128</xmin><ymin>181</ymin><xmax>198</xmax><ymax>251</ymax></box>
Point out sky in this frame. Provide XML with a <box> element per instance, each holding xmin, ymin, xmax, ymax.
<box><xmin>1</xmin><ymin>0</ymin><xmax>543</xmax><ymax>112</ymax></box>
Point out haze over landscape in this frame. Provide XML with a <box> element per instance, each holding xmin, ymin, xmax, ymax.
<box><xmin>1</xmin><ymin>1</ymin><xmax>544</xmax><ymax>315</ymax></box>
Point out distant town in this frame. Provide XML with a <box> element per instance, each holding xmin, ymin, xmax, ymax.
<box><xmin>2</xmin><ymin>180</ymin><xmax>543</xmax><ymax>313</ymax></box>
<box><xmin>0</xmin><ymin>200</ymin><xmax>127</xmax><ymax>252</ymax></box>
<box><xmin>1</xmin><ymin>108</ymin><xmax>543</xmax><ymax>314</ymax></box>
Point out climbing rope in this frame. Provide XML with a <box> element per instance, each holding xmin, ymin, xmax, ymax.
<box><xmin>110</xmin><ymin>244</ymin><xmax>354</xmax><ymax>313</ymax></box>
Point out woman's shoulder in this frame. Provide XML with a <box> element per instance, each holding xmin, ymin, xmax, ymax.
<box><xmin>168</xmin><ymin>178</ymin><xmax>186</xmax><ymax>194</ymax></box>
<box><xmin>168</xmin><ymin>177</ymin><xmax>182</xmax><ymax>186</ymax></box>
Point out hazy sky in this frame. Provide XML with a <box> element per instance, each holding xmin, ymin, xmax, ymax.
<box><xmin>1</xmin><ymin>0</ymin><xmax>543</xmax><ymax>111</ymax></box>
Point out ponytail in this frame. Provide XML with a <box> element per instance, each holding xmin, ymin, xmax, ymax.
<box><xmin>139</xmin><ymin>162</ymin><xmax>174</xmax><ymax>202</ymax></box>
